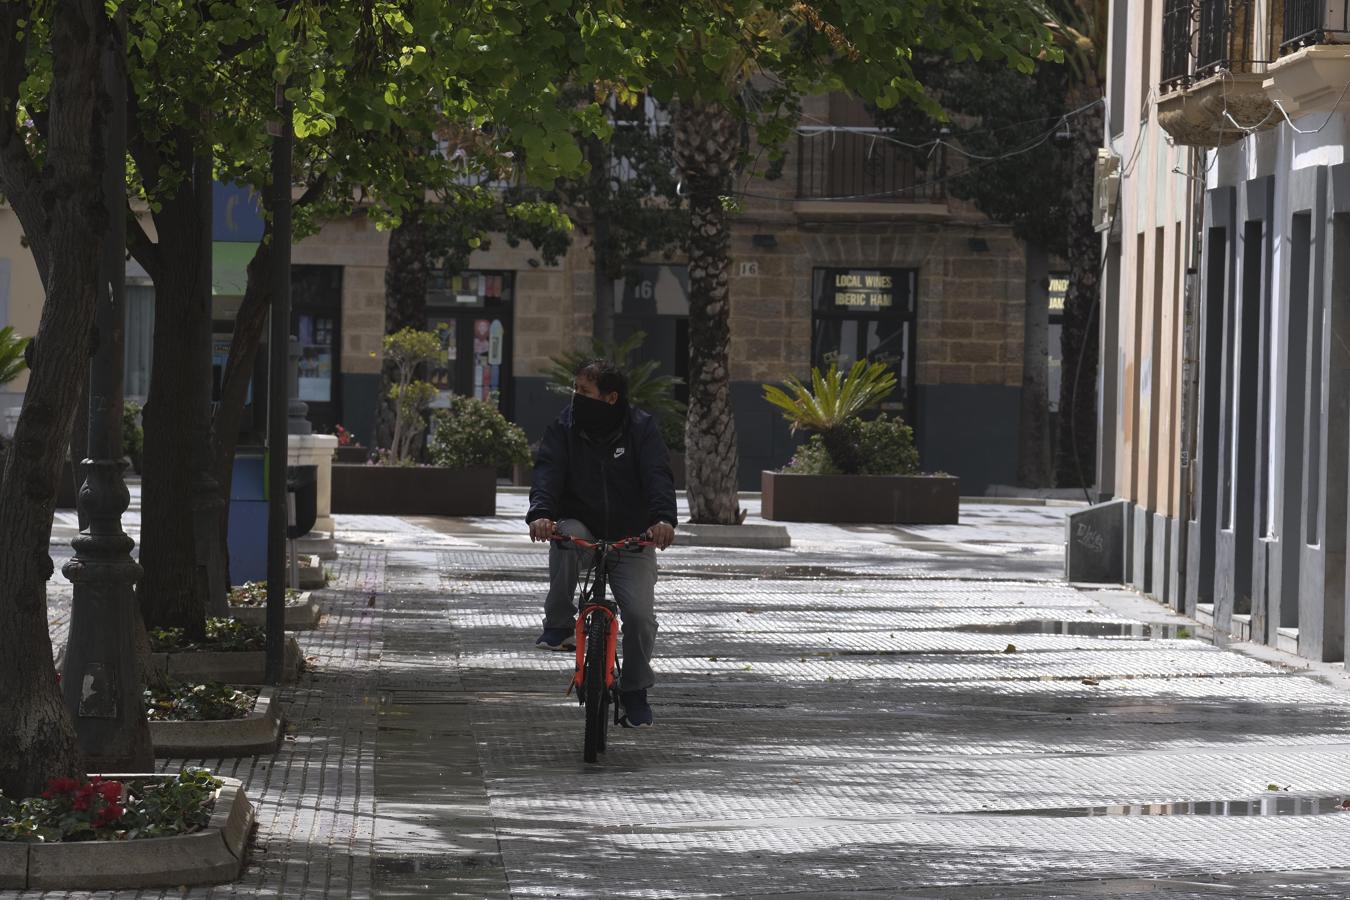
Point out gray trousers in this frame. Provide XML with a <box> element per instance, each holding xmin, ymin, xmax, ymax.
<box><xmin>545</xmin><ymin>519</ymin><xmax>659</xmax><ymax>691</ymax></box>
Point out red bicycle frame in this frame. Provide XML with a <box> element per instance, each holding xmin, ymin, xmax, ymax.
<box><xmin>550</xmin><ymin>534</ymin><xmax>653</xmax><ymax>696</ymax></box>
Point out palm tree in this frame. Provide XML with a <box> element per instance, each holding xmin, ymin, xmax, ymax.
<box><xmin>1034</xmin><ymin>0</ymin><xmax>1109</xmax><ymax>489</ymax></box>
<box><xmin>624</xmin><ymin>2</ymin><xmax>1052</xmax><ymax>523</ymax></box>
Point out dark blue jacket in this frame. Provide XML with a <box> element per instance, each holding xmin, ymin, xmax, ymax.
<box><xmin>526</xmin><ymin>404</ymin><xmax>678</xmax><ymax>540</ymax></box>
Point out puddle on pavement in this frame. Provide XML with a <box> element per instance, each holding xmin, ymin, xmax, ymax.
<box><xmin>975</xmin><ymin>795</ymin><xmax>1350</xmax><ymax>818</ymax></box>
<box><xmin>954</xmin><ymin>619</ymin><xmax>1197</xmax><ymax>640</ymax></box>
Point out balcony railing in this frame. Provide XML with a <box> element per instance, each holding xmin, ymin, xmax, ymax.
<box><xmin>1162</xmin><ymin>0</ymin><xmax>1269</xmax><ymax>91</ymax></box>
<box><xmin>1162</xmin><ymin>0</ymin><xmax>1195</xmax><ymax>90</ymax></box>
<box><xmin>1281</xmin><ymin>0</ymin><xmax>1350</xmax><ymax>52</ymax></box>
<box><xmin>796</xmin><ymin>130</ymin><xmax>944</xmax><ymax>203</ymax></box>
<box><xmin>1197</xmin><ymin>0</ymin><xmax>1259</xmax><ymax>76</ymax></box>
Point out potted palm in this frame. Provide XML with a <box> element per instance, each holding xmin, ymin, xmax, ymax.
<box><xmin>544</xmin><ymin>330</ymin><xmax>686</xmax><ymax>485</ymax></box>
<box><xmin>760</xmin><ymin>360</ymin><xmax>959</xmax><ymax>523</ymax></box>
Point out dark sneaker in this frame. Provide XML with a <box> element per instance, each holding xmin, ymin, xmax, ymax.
<box><xmin>619</xmin><ymin>689</ymin><xmax>653</xmax><ymax>728</ymax></box>
<box><xmin>535</xmin><ymin>627</ymin><xmax>575</xmax><ymax>651</ymax></box>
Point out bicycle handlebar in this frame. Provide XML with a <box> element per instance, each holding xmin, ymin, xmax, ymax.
<box><xmin>548</xmin><ymin>533</ymin><xmax>654</xmax><ymax>551</ymax></box>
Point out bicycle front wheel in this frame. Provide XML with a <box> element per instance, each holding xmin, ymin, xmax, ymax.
<box><xmin>583</xmin><ymin>615</ymin><xmax>610</xmax><ymax>763</ymax></box>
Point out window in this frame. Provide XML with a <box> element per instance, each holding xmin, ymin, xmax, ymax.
<box><xmin>426</xmin><ymin>271</ymin><xmax>515</xmax><ymax>414</ymax></box>
<box><xmin>810</xmin><ymin>268</ymin><xmax>917</xmax><ymax>419</ymax></box>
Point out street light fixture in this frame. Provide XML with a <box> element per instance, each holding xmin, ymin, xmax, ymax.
<box><xmin>60</xmin><ymin>7</ymin><xmax>153</xmax><ymax>771</ymax></box>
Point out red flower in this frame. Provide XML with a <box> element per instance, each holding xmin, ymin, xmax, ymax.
<box><xmin>94</xmin><ymin>803</ymin><xmax>125</xmax><ymax>827</ymax></box>
<box><xmin>43</xmin><ymin>776</ymin><xmax>79</xmax><ymax>798</ymax></box>
<box><xmin>96</xmin><ymin>781</ymin><xmax>122</xmax><ymax>803</ymax></box>
<box><xmin>72</xmin><ymin>795</ymin><xmax>90</xmax><ymax>812</ymax></box>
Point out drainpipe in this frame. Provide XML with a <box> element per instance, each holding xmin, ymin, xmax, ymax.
<box><xmin>1176</xmin><ymin>145</ymin><xmax>1206</xmax><ymax>615</ymax></box>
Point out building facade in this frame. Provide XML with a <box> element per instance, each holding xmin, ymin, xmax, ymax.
<box><xmin>1106</xmin><ymin>0</ymin><xmax>1350</xmax><ymax>662</ymax></box>
<box><xmin>1</xmin><ymin>93</ymin><xmax>1040</xmax><ymax>493</ymax></box>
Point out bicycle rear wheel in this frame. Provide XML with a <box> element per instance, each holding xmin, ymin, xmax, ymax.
<box><xmin>583</xmin><ymin>615</ymin><xmax>610</xmax><ymax>763</ymax></box>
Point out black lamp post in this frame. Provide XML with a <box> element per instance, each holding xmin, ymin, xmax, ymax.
<box><xmin>60</xmin><ymin>8</ymin><xmax>153</xmax><ymax>771</ymax></box>
<box><xmin>265</xmin><ymin>90</ymin><xmax>293</xmax><ymax>685</ymax></box>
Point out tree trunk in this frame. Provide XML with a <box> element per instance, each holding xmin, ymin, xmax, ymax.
<box><xmin>0</xmin><ymin>0</ymin><xmax>110</xmax><ymax>797</ymax></box>
<box><xmin>211</xmin><ymin>234</ymin><xmax>273</xmax><ymax>582</ymax></box>
<box><xmin>673</xmin><ymin>101</ymin><xmax>742</xmax><ymax>525</ymax></box>
<box><xmin>135</xmin><ymin>129</ymin><xmax>215</xmax><ymax>639</ymax></box>
<box><xmin>1019</xmin><ymin>242</ymin><xmax>1053</xmax><ymax>487</ymax></box>
<box><xmin>376</xmin><ymin>207</ymin><xmax>430</xmax><ymax>452</ymax></box>
<box><xmin>1055</xmin><ymin>94</ymin><xmax>1104</xmax><ymax>492</ymax></box>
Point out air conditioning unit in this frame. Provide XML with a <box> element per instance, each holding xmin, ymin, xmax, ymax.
<box><xmin>1093</xmin><ymin>149</ymin><xmax>1121</xmax><ymax>233</ymax></box>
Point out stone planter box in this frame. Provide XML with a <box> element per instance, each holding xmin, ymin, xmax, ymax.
<box><xmin>760</xmin><ymin>471</ymin><xmax>960</xmax><ymax>524</ymax></box>
<box><xmin>331</xmin><ymin>463</ymin><xmax>496</xmax><ymax>516</ymax></box>
<box><xmin>333</xmin><ymin>445</ymin><xmax>370</xmax><ymax>464</ymax></box>
<box><xmin>4</xmin><ymin>776</ymin><xmax>253</xmax><ymax>890</ymax></box>
<box><xmin>150</xmin><ymin>686</ymin><xmax>283</xmax><ymax>758</ymax></box>
<box><xmin>229</xmin><ymin>593</ymin><xmax>322</xmax><ymax>630</ymax></box>
<box><xmin>149</xmin><ymin>635</ymin><xmax>303</xmax><ymax>685</ymax></box>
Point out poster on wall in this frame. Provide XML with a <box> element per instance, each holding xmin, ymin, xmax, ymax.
<box><xmin>296</xmin><ymin>314</ymin><xmax>333</xmax><ymax>402</ymax></box>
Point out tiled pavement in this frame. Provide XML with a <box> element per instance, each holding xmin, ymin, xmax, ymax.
<box><xmin>17</xmin><ymin>491</ymin><xmax>1350</xmax><ymax>898</ymax></box>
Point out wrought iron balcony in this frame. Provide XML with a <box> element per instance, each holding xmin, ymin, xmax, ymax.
<box><xmin>1196</xmin><ymin>0</ymin><xmax>1259</xmax><ymax>76</ymax></box>
<box><xmin>796</xmin><ymin>130</ymin><xmax>944</xmax><ymax>204</ymax></box>
<box><xmin>1162</xmin><ymin>0</ymin><xmax>1194</xmax><ymax>91</ymax></box>
<box><xmin>1157</xmin><ymin>0</ymin><xmax>1276</xmax><ymax>146</ymax></box>
<box><xmin>1280</xmin><ymin>0</ymin><xmax>1350</xmax><ymax>52</ymax></box>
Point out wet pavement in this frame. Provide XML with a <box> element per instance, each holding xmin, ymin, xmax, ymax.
<box><xmin>28</xmin><ymin>491</ymin><xmax>1350</xmax><ymax>898</ymax></box>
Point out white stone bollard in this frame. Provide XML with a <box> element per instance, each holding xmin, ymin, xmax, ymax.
<box><xmin>288</xmin><ymin>433</ymin><xmax>339</xmax><ymax>558</ymax></box>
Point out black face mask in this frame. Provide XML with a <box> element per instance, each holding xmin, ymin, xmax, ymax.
<box><xmin>572</xmin><ymin>392</ymin><xmax>625</xmax><ymax>436</ymax></box>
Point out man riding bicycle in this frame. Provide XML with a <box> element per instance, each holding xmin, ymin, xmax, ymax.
<box><xmin>527</xmin><ymin>359</ymin><xmax>677</xmax><ymax>728</ymax></box>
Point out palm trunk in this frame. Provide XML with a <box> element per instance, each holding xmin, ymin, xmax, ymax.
<box><xmin>588</xmin><ymin>134</ymin><xmax>616</xmax><ymax>346</ymax></box>
<box><xmin>0</xmin><ymin>0</ymin><xmax>110</xmax><ymax>797</ymax></box>
<box><xmin>376</xmin><ymin>208</ymin><xmax>429</xmax><ymax>452</ymax></box>
<box><xmin>136</xmin><ymin>130</ymin><xmax>216</xmax><ymax>639</ymax></box>
<box><xmin>674</xmin><ymin>101</ymin><xmax>742</xmax><ymax>525</ymax></box>
<box><xmin>1055</xmin><ymin>93</ymin><xmax>1104</xmax><ymax>491</ymax></box>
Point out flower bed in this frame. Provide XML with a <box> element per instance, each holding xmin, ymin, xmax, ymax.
<box><xmin>0</xmin><ymin>770</ymin><xmax>219</xmax><ymax>845</ymax></box>
<box><xmin>147</xmin><ymin>618</ymin><xmax>302</xmax><ymax>684</ymax></box>
<box><xmin>226</xmin><ymin>583</ymin><xmax>322</xmax><ymax>630</ymax></box>
<box><xmin>148</xmin><ymin>617</ymin><xmax>266</xmax><ymax>653</ymax></box>
<box><xmin>0</xmin><ymin>772</ymin><xmax>253</xmax><ymax>889</ymax></box>
<box><xmin>146</xmin><ymin>683</ymin><xmax>283</xmax><ymax>759</ymax></box>
<box><xmin>145</xmin><ymin>681</ymin><xmax>257</xmax><ymax>722</ymax></box>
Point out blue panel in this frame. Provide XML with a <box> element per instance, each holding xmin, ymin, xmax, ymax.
<box><xmin>227</xmin><ymin>450</ymin><xmax>269</xmax><ymax>585</ymax></box>
<box><xmin>227</xmin><ymin>500</ymin><xmax>269</xmax><ymax>585</ymax></box>
<box><xmin>213</xmin><ymin>181</ymin><xmax>265</xmax><ymax>243</ymax></box>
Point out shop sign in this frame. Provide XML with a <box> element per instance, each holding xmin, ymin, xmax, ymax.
<box><xmin>1048</xmin><ymin>274</ymin><xmax>1069</xmax><ymax>314</ymax></box>
<box><xmin>831</xmin><ymin>270</ymin><xmax>895</xmax><ymax>309</ymax></box>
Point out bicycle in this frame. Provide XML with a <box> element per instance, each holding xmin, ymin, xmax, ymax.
<box><xmin>549</xmin><ymin>532</ymin><xmax>654</xmax><ymax>763</ymax></box>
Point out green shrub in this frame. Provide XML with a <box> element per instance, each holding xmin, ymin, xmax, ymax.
<box><xmin>429</xmin><ymin>394</ymin><xmax>532</xmax><ymax>470</ymax></box>
<box><xmin>145</xmin><ymin>681</ymin><xmax>257</xmax><ymax>722</ymax></box>
<box><xmin>227</xmin><ymin>581</ymin><xmax>300</xmax><ymax>607</ymax></box>
<box><xmin>148</xmin><ymin>617</ymin><xmax>266</xmax><ymax>653</ymax></box>
<box><xmin>762</xmin><ymin>360</ymin><xmax>897</xmax><ymax>474</ymax></box>
<box><xmin>784</xmin><ymin>414</ymin><xmax>918</xmax><ymax>476</ymax></box>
